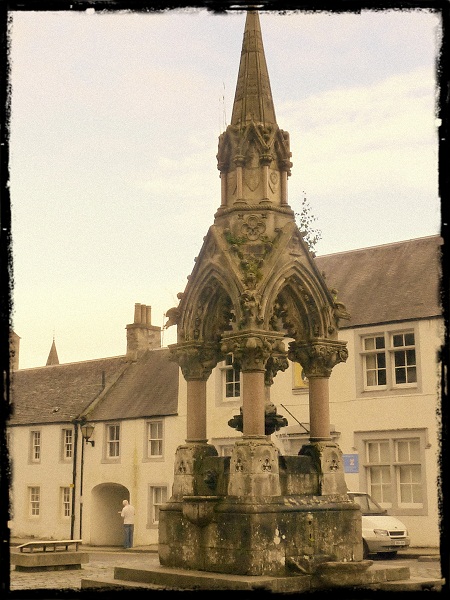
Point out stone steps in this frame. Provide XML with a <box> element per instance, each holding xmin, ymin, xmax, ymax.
<box><xmin>80</xmin><ymin>563</ymin><xmax>445</xmax><ymax>593</ymax></box>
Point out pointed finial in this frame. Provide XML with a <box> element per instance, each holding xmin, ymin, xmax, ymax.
<box><xmin>230</xmin><ymin>10</ymin><xmax>277</xmax><ymax>128</ymax></box>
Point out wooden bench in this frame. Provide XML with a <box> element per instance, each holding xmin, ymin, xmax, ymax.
<box><xmin>17</xmin><ymin>539</ymin><xmax>83</xmax><ymax>553</ymax></box>
<box><xmin>11</xmin><ymin>539</ymin><xmax>88</xmax><ymax>571</ymax></box>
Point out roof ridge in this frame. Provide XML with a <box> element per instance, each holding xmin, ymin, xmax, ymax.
<box><xmin>316</xmin><ymin>234</ymin><xmax>442</xmax><ymax>259</ymax></box>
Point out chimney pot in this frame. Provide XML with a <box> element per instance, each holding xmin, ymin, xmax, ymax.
<box><xmin>134</xmin><ymin>303</ymin><xmax>142</xmax><ymax>323</ymax></box>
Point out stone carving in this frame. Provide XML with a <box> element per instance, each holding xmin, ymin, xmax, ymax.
<box><xmin>203</xmin><ymin>470</ymin><xmax>218</xmax><ymax>491</ymax></box>
<box><xmin>240</xmin><ymin>214</ymin><xmax>266</xmax><ymax>240</ymax></box>
<box><xmin>221</xmin><ymin>333</ymin><xmax>280</xmax><ymax>371</ymax></box>
<box><xmin>228</xmin><ymin>402</ymin><xmax>288</xmax><ymax>435</ymax></box>
<box><xmin>164</xmin><ymin>306</ymin><xmax>180</xmax><ymax>329</ymax></box>
<box><xmin>264</xmin><ymin>354</ymin><xmax>289</xmax><ymax>386</ymax></box>
<box><xmin>288</xmin><ymin>340</ymin><xmax>348</xmax><ymax>378</ymax></box>
<box><xmin>269</xmin><ymin>296</ymin><xmax>305</xmax><ymax>338</ymax></box>
<box><xmin>170</xmin><ymin>343</ymin><xmax>220</xmax><ymax>380</ymax></box>
<box><xmin>239</xmin><ymin>290</ymin><xmax>263</xmax><ymax>327</ymax></box>
<box><xmin>331</xmin><ymin>288</ymin><xmax>351</xmax><ymax>325</ymax></box>
<box><xmin>244</xmin><ymin>146</ymin><xmax>261</xmax><ymax>191</ymax></box>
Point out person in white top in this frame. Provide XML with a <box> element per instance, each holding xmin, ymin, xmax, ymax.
<box><xmin>119</xmin><ymin>499</ymin><xmax>135</xmax><ymax>548</ymax></box>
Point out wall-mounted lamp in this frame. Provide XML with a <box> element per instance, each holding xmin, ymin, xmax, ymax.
<box><xmin>81</xmin><ymin>423</ymin><xmax>95</xmax><ymax>447</ymax></box>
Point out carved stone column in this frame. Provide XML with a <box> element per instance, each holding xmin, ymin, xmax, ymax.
<box><xmin>169</xmin><ymin>342</ymin><xmax>220</xmax><ymax>498</ymax></box>
<box><xmin>222</xmin><ymin>331</ymin><xmax>285</xmax><ymax>437</ymax></box>
<box><xmin>288</xmin><ymin>339</ymin><xmax>348</xmax><ymax>441</ymax></box>
<box><xmin>171</xmin><ymin>341</ymin><xmax>219</xmax><ymax>443</ymax></box>
<box><xmin>221</xmin><ymin>331</ymin><xmax>286</xmax><ymax>498</ymax></box>
<box><xmin>288</xmin><ymin>339</ymin><xmax>349</xmax><ymax>495</ymax></box>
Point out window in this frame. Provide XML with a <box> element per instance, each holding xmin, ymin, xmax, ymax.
<box><xmin>361</xmin><ymin>330</ymin><xmax>417</xmax><ymax>391</ymax></box>
<box><xmin>29</xmin><ymin>486</ymin><xmax>40</xmax><ymax>516</ymax></box>
<box><xmin>147</xmin><ymin>420</ymin><xmax>163</xmax><ymax>457</ymax></box>
<box><xmin>355</xmin><ymin>429</ymin><xmax>426</xmax><ymax>515</ymax></box>
<box><xmin>61</xmin><ymin>487</ymin><xmax>71</xmax><ymax>518</ymax></box>
<box><xmin>106</xmin><ymin>424</ymin><xmax>120</xmax><ymax>458</ymax></box>
<box><xmin>61</xmin><ymin>428</ymin><xmax>73</xmax><ymax>460</ymax></box>
<box><xmin>149</xmin><ymin>486</ymin><xmax>167</xmax><ymax>527</ymax></box>
<box><xmin>223</xmin><ymin>353</ymin><xmax>240</xmax><ymax>399</ymax></box>
<box><xmin>30</xmin><ymin>430</ymin><xmax>41</xmax><ymax>463</ymax></box>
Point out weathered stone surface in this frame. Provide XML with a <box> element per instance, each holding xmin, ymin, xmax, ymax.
<box><xmin>11</xmin><ymin>550</ymin><xmax>89</xmax><ymax>572</ymax></box>
<box><xmin>159</xmin><ymin>495</ymin><xmax>363</xmax><ymax>576</ymax></box>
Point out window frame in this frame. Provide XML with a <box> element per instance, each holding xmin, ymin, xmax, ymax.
<box><xmin>221</xmin><ymin>353</ymin><xmax>241</xmax><ymax>400</ymax></box>
<box><xmin>29</xmin><ymin>430</ymin><xmax>41</xmax><ymax>463</ymax></box>
<box><xmin>61</xmin><ymin>428</ymin><xmax>74</xmax><ymax>461</ymax></box>
<box><xmin>145</xmin><ymin>419</ymin><xmax>164</xmax><ymax>459</ymax></box>
<box><xmin>29</xmin><ymin>486</ymin><xmax>40</xmax><ymax>517</ymax></box>
<box><xmin>104</xmin><ymin>423</ymin><xmax>121</xmax><ymax>461</ymax></box>
<box><xmin>358</xmin><ymin>326</ymin><xmax>420</xmax><ymax>396</ymax></box>
<box><xmin>148</xmin><ymin>485</ymin><xmax>167</xmax><ymax>528</ymax></box>
<box><xmin>60</xmin><ymin>486</ymin><xmax>71</xmax><ymax>519</ymax></box>
<box><xmin>354</xmin><ymin>429</ymin><xmax>428</xmax><ymax>516</ymax></box>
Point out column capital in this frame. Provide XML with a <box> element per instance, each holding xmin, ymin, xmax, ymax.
<box><xmin>288</xmin><ymin>339</ymin><xmax>348</xmax><ymax>378</ymax></box>
<box><xmin>170</xmin><ymin>342</ymin><xmax>220</xmax><ymax>380</ymax></box>
<box><xmin>221</xmin><ymin>330</ymin><xmax>285</xmax><ymax>372</ymax></box>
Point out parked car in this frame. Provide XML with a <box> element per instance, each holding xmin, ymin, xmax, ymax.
<box><xmin>348</xmin><ymin>492</ymin><xmax>411</xmax><ymax>558</ymax></box>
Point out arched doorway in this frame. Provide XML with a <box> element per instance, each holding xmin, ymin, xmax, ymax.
<box><xmin>90</xmin><ymin>482</ymin><xmax>129</xmax><ymax>546</ymax></box>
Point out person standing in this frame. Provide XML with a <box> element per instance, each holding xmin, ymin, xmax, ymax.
<box><xmin>119</xmin><ymin>499</ymin><xmax>135</xmax><ymax>549</ymax></box>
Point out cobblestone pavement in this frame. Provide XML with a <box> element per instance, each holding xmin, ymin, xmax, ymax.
<box><xmin>9</xmin><ymin>551</ymin><xmax>161</xmax><ymax>593</ymax></box>
<box><xmin>8</xmin><ymin>550</ymin><xmax>445</xmax><ymax>594</ymax></box>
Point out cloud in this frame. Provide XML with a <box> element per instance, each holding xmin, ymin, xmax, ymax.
<box><xmin>280</xmin><ymin>67</ymin><xmax>437</xmax><ymax>197</ymax></box>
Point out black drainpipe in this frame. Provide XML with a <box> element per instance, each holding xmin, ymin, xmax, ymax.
<box><xmin>79</xmin><ymin>434</ymin><xmax>85</xmax><ymax>539</ymax></box>
<box><xmin>70</xmin><ymin>420</ymin><xmax>79</xmax><ymax>540</ymax></box>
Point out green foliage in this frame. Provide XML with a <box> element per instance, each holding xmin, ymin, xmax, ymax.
<box><xmin>295</xmin><ymin>193</ymin><xmax>322</xmax><ymax>253</ymax></box>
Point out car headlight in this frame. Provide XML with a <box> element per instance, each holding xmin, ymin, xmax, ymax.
<box><xmin>373</xmin><ymin>529</ymin><xmax>389</xmax><ymax>536</ymax></box>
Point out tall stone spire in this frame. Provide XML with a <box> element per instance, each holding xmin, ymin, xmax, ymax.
<box><xmin>230</xmin><ymin>10</ymin><xmax>277</xmax><ymax>128</ymax></box>
<box><xmin>216</xmin><ymin>10</ymin><xmax>293</xmax><ymax>214</ymax></box>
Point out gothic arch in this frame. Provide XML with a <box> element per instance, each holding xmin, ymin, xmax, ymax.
<box><xmin>177</xmin><ymin>268</ymin><xmax>238</xmax><ymax>347</ymax></box>
<box><xmin>262</xmin><ymin>262</ymin><xmax>337</xmax><ymax>341</ymax></box>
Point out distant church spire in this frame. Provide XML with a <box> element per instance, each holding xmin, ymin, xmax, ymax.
<box><xmin>230</xmin><ymin>10</ymin><xmax>277</xmax><ymax>128</ymax></box>
<box><xmin>46</xmin><ymin>337</ymin><xmax>59</xmax><ymax>366</ymax></box>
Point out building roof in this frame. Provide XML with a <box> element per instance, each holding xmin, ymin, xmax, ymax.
<box><xmin>315</xmin><ymin>235</ymin><xmax>443</xmax><ymax>328</ymax></box>
<box><xmin>86</xmin><ymin>348</ymin><xmax>179</xmax><ymax>422</ymax></box>
<box><xmin>9</xmin><ymin>349</ymin><xmax>179</xmax><ymax>426</ymax></box>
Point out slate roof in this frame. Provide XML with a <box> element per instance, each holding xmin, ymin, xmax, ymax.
<box><xmin>86</xmin><ymin>348</ymin><xmax>179</xmax><ymax>422</ymax></box>
<box><xmin>315</xmin><ymin>235</ymin><xmax>443</xmax><ymax>329</ymax></box>
<box><xmin>9</xmin><ymin>349</ymin><xmax>179</xmax><ymax>426</ymax></box>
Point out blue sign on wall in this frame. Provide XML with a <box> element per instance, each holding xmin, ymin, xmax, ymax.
<box><xmin>343</xmin><ymin>454</ymin><xmax>359</xmax><ymax>473</ymax></box>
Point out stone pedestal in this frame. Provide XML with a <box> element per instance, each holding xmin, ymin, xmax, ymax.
<box><xmin>159</xmin><ymin>439</ymin><xmax>362</xmax><ymax>577</ymax></box>
<box><xmin>159</xmin><ymin>492</ymin><xmax>362</xmax><ymax>576</ymax></box>
<box><xmin>172</xmin><ymin>442</ymin><xmax>219</xmax><ymax>499</ymax></box>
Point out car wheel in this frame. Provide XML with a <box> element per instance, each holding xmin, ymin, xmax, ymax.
<box><xmin>363</xmin><ymin>540</ymin><xmax>370</xmax><ymax>559</ymax></box>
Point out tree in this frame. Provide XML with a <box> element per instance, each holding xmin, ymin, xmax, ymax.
<box><xmin>295</xmin><ymin>192</ymin><xmax>322</xmax><ymax>255</ymax></box>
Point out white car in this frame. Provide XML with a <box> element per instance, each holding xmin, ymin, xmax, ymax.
<box><xmin>348</xmin><ymin>492</ymin><xmax>411</xmax><ymax>558</ymax></box>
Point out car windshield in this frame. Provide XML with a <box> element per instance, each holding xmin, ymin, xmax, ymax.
<box><xmin>349</xmin><ymin>493</ymin><xmax>385</xmax><ymax>515</ymax></box>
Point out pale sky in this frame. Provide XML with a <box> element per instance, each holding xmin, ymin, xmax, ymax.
<box><xmin>8</xmin><ymin>6</ymin><xmax>441</xmax><ymax>370</ymax></box>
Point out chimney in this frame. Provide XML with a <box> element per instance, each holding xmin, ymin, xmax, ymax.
<box><xmin>126</xmin><ymin>303</ymin><xmax>162</xmax><ymax>360</ymax></box>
